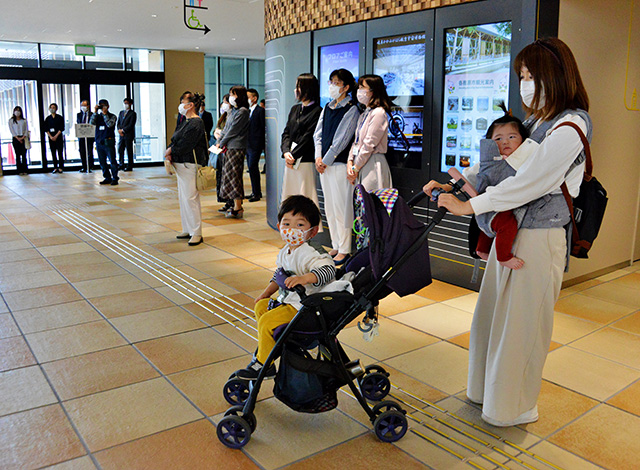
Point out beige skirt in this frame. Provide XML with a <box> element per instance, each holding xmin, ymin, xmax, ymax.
<box><xmin>357</xmin><ymin>153</ymin><xmax>392</xmax><ymax>191</ymax></box>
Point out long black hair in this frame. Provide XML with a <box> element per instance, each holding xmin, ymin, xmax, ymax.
<box><xmin>485</xmin><ymin>102</ymin><xmax>529</xmax><ymax>140</ymax></box>
<box><xmin>11</xmin><ymin>106</ymin><xmax>24</xmax><ymax>123</ymax></box>
<box><xmin>296</xmin><ymin>73</ymin><xmax>320</xmax><ymax>104</ymax></box>
<box><xmin>229</xmin><ymin>86</ymin><xmax>250</xmax><ymax>109</ymax></box>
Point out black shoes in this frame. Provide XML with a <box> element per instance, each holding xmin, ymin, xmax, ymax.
<box><xmin>79</xmin><ymin>169</ymin><xmax>87</xmax><ymax>173</ymax></box>
<box><xmin>110</xmin><ymin>179</ymin><xmax>119</xmax><ymax>186</ymax></box>
<box><xmin>247</xmin><ymin>194</ymin><xmax>262</xmax><ymax>202</ymax></box>
<box><xmin>99</xmin><ymin>179</ymin><xmax>112</xmax><ymax>185</ymax></box>
<box><xmin>236</xmin><ymin>358</ymin><xmax>276</xmax><ymax>380</ymax></box>
<box><xmin>218</xmin><ymin>202</ymin><xmax>232</xmax><ymax>213</ymax></box>
<box><xmin>188</xmin><ymin>235</ymin><xmax>203</xmax><ymax>246</ymax></box>
<box><xmin>176</xmin><ymin>233</ymin><xmax>190</xmax><ymax>239</ymax></box>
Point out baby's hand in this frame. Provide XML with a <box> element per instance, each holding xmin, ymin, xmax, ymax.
<box><xmin>284</xmin><ymin>274</ymin><xmax>312</xmax><ymax>289</ymax></box>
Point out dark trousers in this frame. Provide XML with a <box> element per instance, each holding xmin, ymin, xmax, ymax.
<box><xmin>48</xmin><ymin>138</ymin><xmax>65</xmax><ymax>169</ymax></box>
<box><xmin>96</xmin><ymin>138</ymin><xmax>118</xmax><ymax>182</ymax></box>
<box><xmin>246</xmin><ymin>148</ymin><xmax>262</xmax><ymax>197</ymax></box>
<box><xmin>12</xmin><ymin>138</ymin><xmax>28</xmax><ymax>174</ymax></box>
<box><xmin>118</xmin><ymin>135</ymin><xmax>134</xmax><ymax>170</ymax></box>
<box><xmin>216</xmin><ymin>153</ymin><xmax>225</xmax><ymax>202</ymax></box>
<box><xmin>79</xmin><ymin>138</ymin><xmax>95</xmax><ymax>171</ymax></box>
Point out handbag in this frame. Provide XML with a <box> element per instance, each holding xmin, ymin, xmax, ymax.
<box><xmin>24</xmin><ymin>131</ymin><xmax>31</xmax><ymax>150</ymax></box>
<box><xmin>194</xmin><ymin>131</ymin><xmax>216</xmax><ymax>191</ymax></box>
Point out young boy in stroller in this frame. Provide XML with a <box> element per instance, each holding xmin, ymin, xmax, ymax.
<box><xmin>236</xmin><ymin>195</ymin><xmax>337</xmax><ymax>380</ymax></box>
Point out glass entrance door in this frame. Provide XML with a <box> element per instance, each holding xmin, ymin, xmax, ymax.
<box><xmin>1</xmin><ymin>79</ymin><xmax>42</xmax><ymax>171</ymax></box>
<box><xmin>41</xmin><ymin>83</ymin><xmax>82</xmax><ymax>169</ymax></box>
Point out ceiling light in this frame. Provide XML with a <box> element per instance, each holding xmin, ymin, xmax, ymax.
<box><xmin>195</xmin><ymin>46</ymin><xmax>200</xmax><ymax>49</ymax></box>
<box><xmin>151</xmin><ymin>14</ymin><xmax>157</xmax><ymax>18</ymax></box>
<box><xmin>232</xmin><ymin>38</ymin><xmax>236</xmax><ymax>41</ymax></box>
<box><xmin>117</xmin><ymin>29</ymin><xmax>122</xmax><ymax>32</ymax></box>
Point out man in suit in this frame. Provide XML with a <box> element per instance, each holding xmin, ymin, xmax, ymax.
<box><xmin>246</xmin><ymin>88</ymin><xmax>265</xmax><ymax>202</ymax></box>
<box><xmin>77</xmin><ymin>100</ymin><xmax>94</xmax><ymax>173</ymax></box>
<box><xmin>117</xmin><ymin>98</ymin><xmax>137</xmax><ymax>171</ymax></box>
<box><xmin>199</xmin><ymin>101</ymin><xmax>214</xmax><ymax>145</ymax></box>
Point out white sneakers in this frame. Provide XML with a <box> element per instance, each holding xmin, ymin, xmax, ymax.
<box><xmin>481</xmin><ymin>405</ymin><xmax>539</xmax><ymax>427</ymax></box>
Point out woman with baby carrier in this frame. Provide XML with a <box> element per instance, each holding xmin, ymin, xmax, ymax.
<box><xmin>424</xmin><ymin>38</ymin><xmax>591</xmax><ymax>427</ymax></box>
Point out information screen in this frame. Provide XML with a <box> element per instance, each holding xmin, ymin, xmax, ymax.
<box><xmin>374</xmin><ymin>32</ymin><xmax>426</xmax><ymax>169</ymax></box>
<box><xmin>319</xmin><ymin>41</ymin><xmax>359</xmax><ymax>108</ymax></box>
<box><xmin>440</xmin><ymin>22</ymin><xmax>512</xmax><ymax>173</ymax></box>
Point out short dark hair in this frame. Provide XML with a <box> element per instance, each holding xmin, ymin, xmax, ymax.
<box><xmin>247</xmin><ymin>88</ymin><xmax>259</xmax><ymax>100</ymax></box>
<box><xmin>296</xmin><ymin>73</ymin><xmax>320</xmax><ymax>103</ymax></box>
<box><xmin>49</xmin><ymin>103</ymin><xmax>58</xmax><ymax>109</ymax></box>
<box><xmin>278</xmin><ymin>195</ymin><xmax>321</xmax><ymax>227</ymax></box>
<box><xmin>329</xmin><ymin>68</ymin><xmax>356</xmax><ymax>100</ymax></box>
<box><xmin>123</xmin><ymin>98</ymin><xmax>133</xmax><ymax>105</ymax></box>
<box><xmin>485</xmin><ymin>102</ymin><xmax>530</xmax><ymax>140</ymax></box>
<box><xmin>357</xmin><ymin>74</ymin><xmax>393</xmax><ymax>112</ymax></box>
<box><xmin>229</xmin><ymin>86</ymin><xmax>249</xmax><ymax>109</ymax></box>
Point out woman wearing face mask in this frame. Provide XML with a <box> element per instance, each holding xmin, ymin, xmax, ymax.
<box><xmin>213</xmin><ymin>94</ymin><xmax>231</xmax><ymax>205</ymax></box>
<box><xmin>44</xmin><ymin>103</ymin><xmax>65</xmax><ymax>173</ymax></box>
<box><xmin>164</xmin><ymin>91</ymin><xmax>209</xmax><ymax>246</ymax></box>
<box><xmin>215</xmin><ymin>86</ymin><xmax>250</xmax><ymax>218</ymax></box>
<box><xmin>281</xmin><ymin>73</ymin><xmax>322</xmax><ymax>206</ymax></box>
<box><xmin>313</xmin><ymin>68</ymin><xmax>360</xmax><ymax>264</ymax></box>
<box><xmin>347</xmin><ymin>74</ymin><xmax>393</xmax><ymax>191</ymax></box>
<box><xmin>9</xmin><ymin>106</ymin><xmax>29</xmax><ymax>175</ymax></box>
<box><xmin>424</xmin><ymin>38</ymin><xmax>591</xmax><ymax>427</ymax></box>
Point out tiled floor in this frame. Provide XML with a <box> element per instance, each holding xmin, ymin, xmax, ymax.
<box><xmin>1</xmin><ymin>168</ymin><xmax>639</xmax><ymax>470</ymax></box>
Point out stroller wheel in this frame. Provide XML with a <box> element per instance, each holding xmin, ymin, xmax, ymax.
<box><xmin>373</xmin><ymin>409</ymin><xmax>408</xmax><ymax>443</ymax></box>
<box><xmin>224</xmin><ymin>405</ymin><xmax>257</xmax><ymax>432</ymax></box>
<box><xmin>223</xmin><ymin>378</ymin><xmax>251</xmax><ymax>406</ymax></box>
<box><xmin>359</xmin><ymin>372</ymin><xmax>391</xmax><ymax>401</ymax></box>
<box><xmin>217</xmin><ymin>415</ymin><xmax>252</xmax><ymax>449</ymax></box>
<box><xmin>372</xmin><ymin>400</ymin><xmax>405</xmax><ymax>417</ymax></box>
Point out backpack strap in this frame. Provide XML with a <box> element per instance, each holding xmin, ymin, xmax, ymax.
<box><xmin>555</xmin><ymin>121</ymin><xmax>593</xmax><ymax>256</ymax></box>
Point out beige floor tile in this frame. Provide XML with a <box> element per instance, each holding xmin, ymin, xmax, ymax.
<box><xmin>0</xmin><ymin>248</ymin><xmax>42</xmax><ymax>264</ymax></box>
<box><xmin>215</xmin><ymin>397</ymin><xmax>366</xmax><ymax>470</ymax></box>
<box><xmin>543</xmin><ymin>347</ymin><xmax>640</xmax><ymax>400</ymax></box>
<box><xmin>73</xmin><ymin>274</ymin><xmax>148</xmax><ymax>299</ymax></box>
<box><xmin>155</xmin><ymin>278</ymin><xmax>239</xmax><ymax>305</ymax></box>
<box><xmin>215</xmin><ymin>269</ymin><xmax>275</xmax><ymax>293</ymax></box>
<box><xmin>0</xmin><ymin>269</ymin><xmax>67</xmax><ymax>293</ymax></box>
<box><xmin>191</xmin><ymin>257</ymin><xmax>262</xmax><ymax>278</ymax></box>
<box><xmin>551</xmin><ymin>311</ymin><xmax>601</xmax><ymax>344</ymax></box>
<box><xmin>571</xmin><ymin>327</ymin><xmax>640</xmax><ymax>369</ymax></box>
<box><xmin>38</xmin><ymin>242</ymin><xmax>96</xmax><ymax>257</ymax></box>
<box><xmin>377</xmin><ymin>292</ymin><xmax>434</xmax><ymax>316</ymax></box>
<box><xmin>379</xmin><ymin>363</ymin><xmax>449</xmax><ymax>407</ymax></box>
<box><xmin>26</xmin><ymin>321</ymin><xmax>127</xmax><ymax>363</ymax></box>
<box><xmin>90</xmin><ymin>289</ymin><xmax>174</xmax><ymax>319</ymax></box>
<box><xmin>0</xmin><ymin>257</ymin><xmax>52</xmax><ymax>276</ymax></box>
<box><xmin>442</xmin><ymin>292</ymin><xmax>479</xmax><ymax>313</ymax></box>
<box><xmin>549</xmin><ymin>404</ymin><xmax>640</xmax><ymax>470</ymax></box>
<box><xmin>525</xmin><ymin>441</ymin><xmax>604</xmax><ymax>470</ymax></box>
<box><xmin>43</xmin><ymin>346</ymin><xmax>160</xmax><ymax>400</ymax></box>
<box><xmin>0</xmin><ymin>336</ymin><xmax>37</xmax><ymax>372</ymax></box>
<box><xmin>0</xmin><ymin>239</ymin><xmax>33</xmax><ymax>252</ymax></box>
<box><xmin>447</xmin><ymin>331</ymin><xmax>470</xmax><ymax>349</ymax></box>
<box><xmin>169</xmin><ymin>246</ymin><xmax>235</xmax><ymax>265</ymax></box>
<box><xmin>3</xmin><ymin>284</ymin><xmax>82</xmax><ymax>312</ymax></box>
<box><xmin>65</xmin><ymin>377</ymin><xmax>202</xmax><ymax>452</ymax></box>
<box><xmin>110</xmin><ymin>306</ymin><xmax>205</xmax><ymax>343</ymax></box>
<box><xmin>136</xmin><ymin>328</ymin><xmax>245</xmax><ymax>374</ymax></box>
<box><xmin>385</xmin><ymin>342</ymin><xmax>468</xmax><ymax>395</ymax></box>
<box><xmin>0</xmin><ymin>405</ymin><xmax>85</xmax><ymax>469</ymax></box>
<box><xmin>338</xmin><ymin>319</ymin><xmax>439</xmax><ymax>361</ymax></box>
<box><xmin>0</xmin><ymin>314</ymin><xmax>20</xmax><ymax>339</ymax></box>
<box><xmin>519</xmin><ymin>380</ymin><xmax>597</xmax><ymax>437</ymax></box>
<box><xmin>31</xmin><ymin>234</ymin><xmax>83</xmax><ymax>247</ymax></box>
<box><xmin>56</xmin><ymin>262</ymin><xmax>129</xmax><ymax>282</ymax></box>
<box><xmin>554</xmin><ymin>293</ymin><xmax>635</xmax><ymax>324</ymax></box>
<box><xmin>0</xmin><ymin>299</ymin><xmax>8</xmax><ymax>314</ymax></box>
<box><xmin>12</xmin><ymin>300</ymin><xmax>102</xmax><ymax>334</ymax></box>
<box><xmin>558</xmin><ymin>278</ymin><xmax>602</xmax><ymax>298</ymax></box>
<box><xmin>415</xmin><ymin>279</ymin><xmax>474</xmax><ymax>302</ymax></box>
<box><xmin>47</xmin><ymin>251</ymin><xmax>112</xmax><ymax>268</ymax></box>
<box><xmin>170</xmin><ymin>355</ymin><xmax>274</xmax><ymax>416</ymax></box>
<box><xmin>393</xmin><ymin>303</ymin><xmax>473</xmax><ymax>339</ymax></box>
<box><xmin>42</xmin><ymin>456</ymin><xmax>96</xmax><ymax>470</ymax></box>
<box><xmin>180</xmin><ymin>301</ymin><xmax>235</xmax><ymax>326</ymax></box>
<box><xmin>244</xmin><ymin>251</ymin><xmax>279</xmax><ymax>270</ymax></box>
<box><xmin>611</xmin><ymin>311</ymin><xmax>640</xmax><ymax>335</ymax></box>
<box><xmin>595</xmin><ymin>269</ymin><xmax>630</xmax><ymax>282</ymax></box>
<box><xmin>94</xmin><ymin>419</ymin><xmax>259</xmax><ymax>470</ymax></box>
<box><xmin>580</xmin><ymin>282</ymin><xmax>640</xmax><ymax>309</ymax></box>
<box><xmin>607</xmin><ymin>379</ymin><xmax>640</xmax><ymax>417</ymax></box>
<box><xmin>0</xmin><ymin>365</ymin><xmax>57</xmax><ymax>416</ymax></box>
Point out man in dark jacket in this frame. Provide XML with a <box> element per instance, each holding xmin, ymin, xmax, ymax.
<box><xmin>246</xmin><ymin>89</ymin><xmax>265</xmax><ymax>202</ymax></box>
<box><xmin>76</xmin><ymin>100</ymin><xmax>94</xmax><ymax>173</ymax></box>
<box><xmin>90</xmin><ymin>99</ymin><xmax>119</xmax><ymax>185</ymax></box>
<box><xmin>117</xmin><ymin>98</ymin><xmax>137</xmax><ymax>171</ymax></box>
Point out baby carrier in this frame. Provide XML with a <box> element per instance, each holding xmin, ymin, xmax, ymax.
<box><xmin>217</xmin><ymin>185</ymin><xmax>449</xmax><ymax>449</ymax></box>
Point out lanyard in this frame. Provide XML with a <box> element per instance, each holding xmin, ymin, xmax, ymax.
<box><xmin>354</xmin><ymin>108</ymin><xmax>370</xmax><ymax>147</ymax></box>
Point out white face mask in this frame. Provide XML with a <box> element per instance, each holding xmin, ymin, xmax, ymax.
<box><xmin>229</xmin><ymin>96</ymin><xmax>237</xmax><ymax>107</ymax></box>
<box><xmin>520</xmin><ymin>81</ymin><xmax>545</xmax><ymax>109</ymax></box>
<box><xmin>80</xmin><ymin>106</ymin><xmax>87</xmax><ymax>113</ymax></box>
<box><xmin>49</xmin><ymin>108</ymin><xmax>56</xmax><ymax>115</ymax></box>
<box><xmin>14</xmin><ymin>110</ymin><xmax>21</xmax><ymax>117</ymax></box>
<box><xmin>357</xmin><ymin>89</ymin><xmax>371</xmax><ymax>106</ymax></box>
<box><xmin>178</xmin><ymin>103</ymin><xmax>189</xmax><ymax>116</ymax></box>
<box><xmin>328</xmin><ymin>83</ymin><xmax>343</xmax><ymax>101</ymax></box>
<box><xmin>221</xmin><ymin>102</ymin><xmax>231</xmax><ymax>113</ymax></box>
<box><xmin>124</xmin><ymin>104</ymin><xmax>131</xmax><ymax>110</ymax></box>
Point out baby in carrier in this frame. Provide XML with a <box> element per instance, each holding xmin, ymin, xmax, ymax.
<box><xmin>237</xmin><ymin>195</ymin><xmax>336</xmax><ymax>380</ymax></box>
<box><xmin>470</xmin><ymin>105</ymin><xmax>531</xmax><ymax>269</ymax></box>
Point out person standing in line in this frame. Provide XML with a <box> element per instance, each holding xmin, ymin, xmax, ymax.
<box><xmin>281</xmin><ymin>73</ymin><xmax>322</xmax><ymax>207</ymax></box>
<box><xmin>9</xmin><ymin>106</ymin><xmax>29</xmax><ymax>175</ymax></box>
<box><xmin>90</xmin><ymin>99</ymin><xmax>119</xmax><ymax>185</ymax></box>
<box><xmin>313</xmin><ymin>68</ymin><xmax>360</xmax><ymax>264</ymax></box>
<box><xmin>164</xmin><ymin>91</ymin><xmax>208</xmax><ymax>246</ymax></box>
<box><xmin>199</xmin><ymin>100</ymin><xmax>214</xmax><ymax>145</ymax></box>
<box><xmin>347</xmin><ymin>74</ymin><xmax>393</xmax><ymax>191</ymax></box>
<box><xmin>44</xmin><ymin>103</ymin><xmax>65</xmax><ymax>173</ymax></box>
<box><xmin>117</xmin><ymin>97</ymin><xmax>137</xmax><ymax>172</ymax></box>
<box><xmin>214</xmin><ymin>94</ymin><xmax>231</xmax><ymax>207</ymax></box>
<box><xmin>424</xmin><ymin>38</ymin><xmax>591</xmax><ymax>427</ymax></box>
<box><xmin>76</xmin><ymin>100</ymin><xmax>94</xmax><ymax>173</ymax></box>
<box><xmin>246</xmin><ymin>88</ymin><xmax>265</xmax><ymax>202</ymax></box>
<box><xmin>215</xmin><ymin>86</ymin><xmax>250</xmax><ymax>219</ymax></box>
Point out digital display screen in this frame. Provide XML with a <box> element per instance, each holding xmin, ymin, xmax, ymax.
<box><xmin>374</xmin><ymin>32</ymin><xmax>426</xmax><ymax>169</ymax></box>
<box><xmin>440</xmin><ymin>22</ymin><xmax>512</xmax><ymax>173</ymax></box>
<box><xmin>319</xmin><ymin>41</ymin><xmax>359</xmax><ymax>108</ymax></box>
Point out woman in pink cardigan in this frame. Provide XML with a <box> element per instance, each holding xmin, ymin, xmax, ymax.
<box><xmin>347</xmin><ymin>74</ymin><xmax>393</xmax><ymax>191</ymax></box>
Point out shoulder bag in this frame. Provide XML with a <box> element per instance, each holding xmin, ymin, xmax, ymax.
<box><xmin>195</xmin><ymin>131</ymin><xmax>216</xmax><ymax>191</ymax></box>
<box><xmin>24</xmin><ymin>130</ymin><xmax>31</xmax><ymax>150</ymax></box>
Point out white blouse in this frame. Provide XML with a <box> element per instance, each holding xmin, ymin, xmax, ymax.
<box><xmin>8</xmin><ymin>119</ymin><xmax>28</xmax><ymax>138</ymax></box>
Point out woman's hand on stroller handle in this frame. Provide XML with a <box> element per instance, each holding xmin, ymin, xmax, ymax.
<box><xmin>423</xmin><ymin>180</ymin><xmax>452</xmax><ymax>199</ymax></box>
<box><xmin>436</xmin><ymin>193</ymin><xmax>474</xmax><ymax>216</ymax></box>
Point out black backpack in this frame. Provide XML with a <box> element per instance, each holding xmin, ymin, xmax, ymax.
<box><xmin>557</xmin><ymin>122</ymin><xmax>608</xmax><ymax>258</ymax></box>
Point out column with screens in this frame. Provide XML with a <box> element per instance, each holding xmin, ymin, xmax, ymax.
<box><xmin>318</xmin><ymin>41</ymin><xmax>360</xmax><ymax>107</ymax></box>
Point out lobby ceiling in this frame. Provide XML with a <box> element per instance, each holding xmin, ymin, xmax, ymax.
<box><xmin>0</xmin><ymin>0</ymin><xmax>265</xmax><ymax>58</ymax></box>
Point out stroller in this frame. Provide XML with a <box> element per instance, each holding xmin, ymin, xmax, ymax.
<box><xmin>217</xmin><ymin>184</ymin><xmax>451</xmax><ymax>449</ymax></box>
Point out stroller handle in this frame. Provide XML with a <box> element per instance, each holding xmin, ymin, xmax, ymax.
<box><xmin>292</xmin><ymin>285</ymin><xmax>307</xmax><ymax>299</ymax></box>
<box><xmin>407</xmin><ymin>190</ymin><xmax>428</xmax><ymax>207</ymax></box>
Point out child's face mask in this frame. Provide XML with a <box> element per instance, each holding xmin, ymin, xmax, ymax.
<box><xmin>280</xmin><ymin>227</ymin><xmax>313</xmax><ymax>247</ymax></box>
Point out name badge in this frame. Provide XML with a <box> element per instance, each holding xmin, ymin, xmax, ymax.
<box><xmin>99</xmin><ymin>126</ymin><xmax>105</xmax><ymax>130</ymax></box>
<box><xmin>352</xmin><ymin>146</ymin><xmax>358</xmax><ymax>157</ymax></box>
<box><xmin>50</xmin><ymin>128</ymin><xmax>55</xmax><ymax>133</ymax></box>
